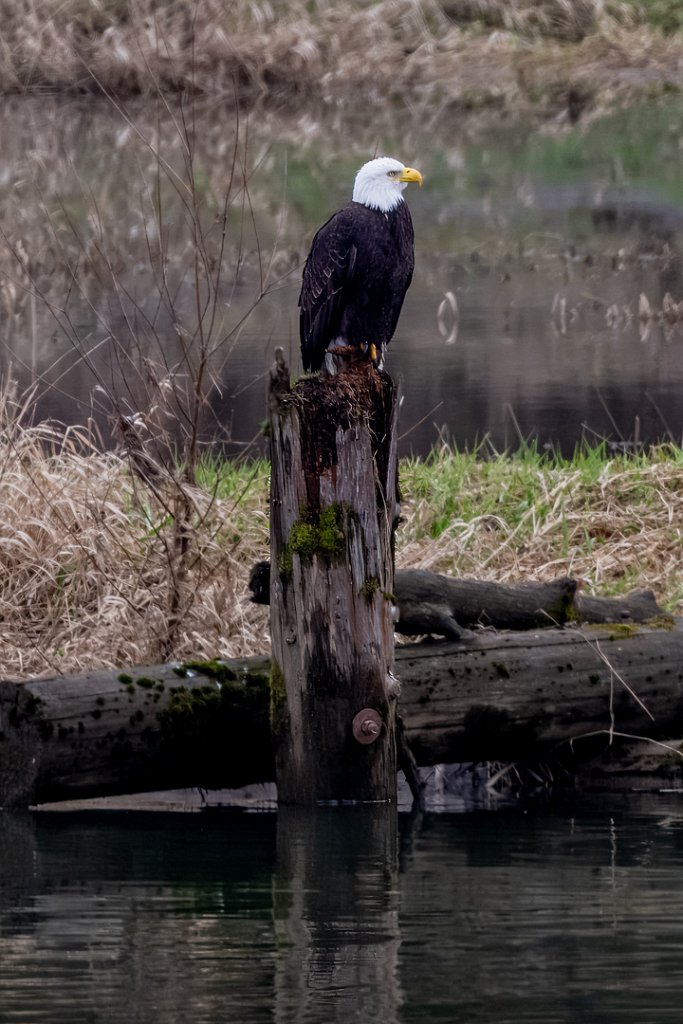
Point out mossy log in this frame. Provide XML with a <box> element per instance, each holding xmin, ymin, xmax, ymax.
<box><xmin>268</xmin><ymin>352</ymin><xmax>400</xmax><ymax>804</ymax></box>
<box><xmin>0</xmin><ymin>658</ymin><xmax>273</xmax><ymax>808</ymax></box>
<box><xmin>2</xmin><ymin>622</ymin><xmax>683</xmax><ymax>807</ymax></box>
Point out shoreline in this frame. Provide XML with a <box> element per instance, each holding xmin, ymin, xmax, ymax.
<box><xmin>2</xmin><ymin>1</ymin><xmax>682</xmax><ymax>130</ymax></box>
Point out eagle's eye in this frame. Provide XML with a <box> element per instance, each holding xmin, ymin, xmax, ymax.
<box><xmin>387</xmin><ymin>170</ymin><xmax>399</xmax><ymax>178</ymax></box>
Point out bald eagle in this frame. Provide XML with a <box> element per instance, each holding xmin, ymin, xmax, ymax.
<box><xmin>299</xmin><ymin>156</ymin><xmax>422</xmax><ymax>373</ymax></box>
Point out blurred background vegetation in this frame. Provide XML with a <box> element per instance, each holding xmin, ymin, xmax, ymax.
<box><xmin>2</xmin><ymin>0</ymin><xmax>683</xmax><ymax>678</ymax></box>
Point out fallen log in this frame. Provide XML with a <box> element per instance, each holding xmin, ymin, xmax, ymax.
<box><xmin>249</xmin><ymin>562</ymin><xmax>668</xmax><ymax>637</ymax></box>
<box><xmin>0</xmin><ymin>658</ymin><xmax>274</xmax><ymax>809</ymax></box>
<box><xmin>2</xmin><ymin>621</ymin><xmax>682</xmax><ymax>807</ymax></box>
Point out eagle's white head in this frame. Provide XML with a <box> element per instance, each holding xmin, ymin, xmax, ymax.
<box><xmin>352</xmin><ymin>156</ymin><xmax>423</xmax><ymax>213</ymax></box>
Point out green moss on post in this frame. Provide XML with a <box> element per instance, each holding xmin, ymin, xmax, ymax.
<box><xmin>279</xmin><ymin>502</ymin><xmax>350</xmax><ymax>580</ymax></box>
<box><xmin>268</xmin><ymin>660</ymin><xmax>289</xmax><ymax>752</ymax></box>
<box><xmin>361</xmin><ymin>576</ymin><xmax>380</xmax><ymax>599</ymax></box>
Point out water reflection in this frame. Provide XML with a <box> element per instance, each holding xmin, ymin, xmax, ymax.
<box><xmin>1</xmin><ymin>97</ymin><xmax>683</xmax><ymax>454</ymax></box>
<box><xmin>0</xmin><ymin>813</ymin><xmax>278</xmax><ymax>1024</ymax></box>
<box><xmin>3</xmin><ymin>800</ymin><xmax>683</xmax><ymax>1022</ymax></box>
<box><xmin>274</xmin><ymin>806</ymin><xmax>401</xmax><ymax>1023</ymax></box>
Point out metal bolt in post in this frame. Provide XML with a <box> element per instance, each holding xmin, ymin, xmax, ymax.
<box><xmin>352</xmin><ymin>708</ymin><xmax>383</xmax><ymax>745</ymax></box>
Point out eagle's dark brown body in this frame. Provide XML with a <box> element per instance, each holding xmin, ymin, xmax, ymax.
<box><xmin>298</xmin><ymin>200</ymin><xmax>415</xmax><ymax>372</ymax></box>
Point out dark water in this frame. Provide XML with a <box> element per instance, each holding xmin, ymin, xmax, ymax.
<box><xmin>2</xmin><ymin>97</ymin><xmax>683</xmax><ymax>455</ymax></box>
<box><xmin>3</xmin><ymin>799</ymin><xmax>683</xmax><ymax>1023</ymax></box>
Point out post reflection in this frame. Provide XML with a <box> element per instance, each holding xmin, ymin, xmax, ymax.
<box><xmin>273</xmin><ymin>805</ymin><xmax>402</xmax><ymax>1023</ymax></box>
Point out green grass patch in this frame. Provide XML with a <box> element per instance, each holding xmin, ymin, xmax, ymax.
<box><xmin>400</xmin><ymin>441</ymin><xmax>683</xmax><ymax>541</ymax></box>
<box><xmin>621</xmin><ymin>0</ymin><xmax>683</xmax><ymax>34</ymax></box>
<box><xmin>398</xmin><ymin>442</ymin><xmax>683</xmax><ymax>608</ymax></box>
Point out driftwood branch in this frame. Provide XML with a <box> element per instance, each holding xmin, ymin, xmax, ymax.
<box><xmin>2</xmin><ymin>621</ymin><xmax>682</xmax><ymax>807</ymax></box>
<box><xmin>249</xmin><ymin>563</ymin><xmax>668</xmax><ymax>636</ymax></box>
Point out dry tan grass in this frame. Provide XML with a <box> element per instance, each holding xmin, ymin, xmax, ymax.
<box><xmin>443</xmin><ymin>0</ymin><xmax>631</xmax><ymax>41</ymax></box>
<box><xmin>1</xmin><ymin>387</ymin><xmax>681</xmax><ymax>681</ymax></box>
<box><xmin>0</xmin><ymin>383</ymin><xmax>270</xmax><ymax>680</ymax></box>
<box><xmin>0</xmin><ymin>0</ymin><xmax>680</xmax><ymax>120</ymax></box>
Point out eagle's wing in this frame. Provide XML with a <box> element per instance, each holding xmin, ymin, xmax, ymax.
<box><xmin>386</xmin><ymin>208</ymin><xmax>415</xmax><ymax>341</ymax></box>
<box><xmin>298</xmin><ymin>207</ymin><xmax>358</xmax><ymax>372</ymax></box>
<box><xmin>387</xmin><ymin>265</ymin><xmax>413</xmax><ymax>342</ymax></box>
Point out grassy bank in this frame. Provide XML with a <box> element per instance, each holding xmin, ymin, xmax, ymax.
<box><xmin>2</xmin><ymin>1</ymin><xmax>682</xmax><ymax>121</ymax></box>
<box><xmin>2</xmin><ymin>394</ymin><xmax>681</xmax><ymax>681</ymax></box>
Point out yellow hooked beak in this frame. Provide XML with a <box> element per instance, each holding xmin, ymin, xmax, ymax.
<box><xmin>399</xmin><ymin>166</ymin><xmax>423</xmax><ymax>187</ymax></box>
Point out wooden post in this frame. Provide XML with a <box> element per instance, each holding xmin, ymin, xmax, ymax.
<box><xmin>268</xmin><ymin>350</ymin><xmax>400</xmax><ymax>804</ymax></box>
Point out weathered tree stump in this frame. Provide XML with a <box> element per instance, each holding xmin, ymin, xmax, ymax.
<box><xmin>268</xmin><ymin>351</ymin><xmax>400</xmax><ymax>804</ymax></box>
